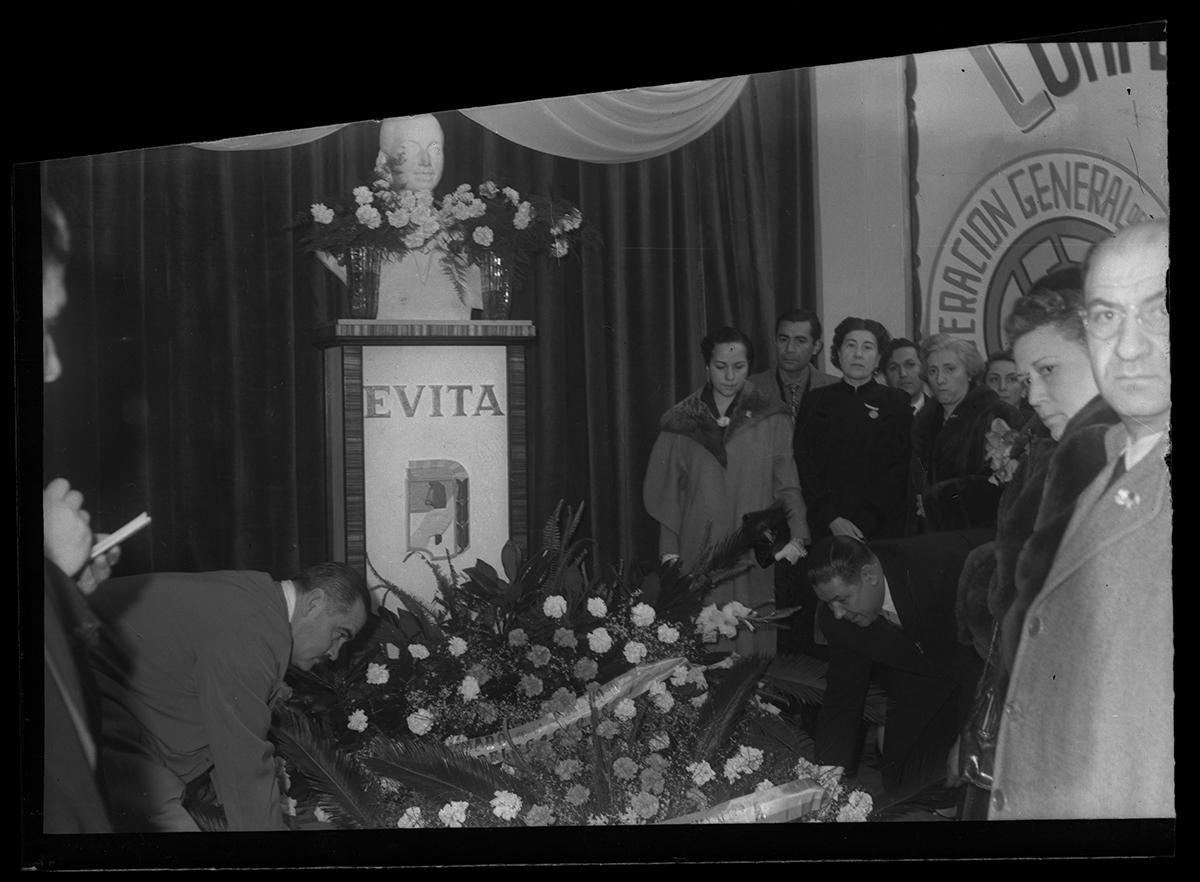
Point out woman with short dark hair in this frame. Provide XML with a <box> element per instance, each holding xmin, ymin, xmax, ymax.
<box><xmin>794</xmin><ymin>316</ymin><xmax>912</xmax><ymax>542</ymax></box>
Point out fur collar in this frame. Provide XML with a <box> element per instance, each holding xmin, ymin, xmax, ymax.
<box><xmin>660</xmin><ymin>384</ymin><xmax>789</xmax><ymax>467</ymax></box>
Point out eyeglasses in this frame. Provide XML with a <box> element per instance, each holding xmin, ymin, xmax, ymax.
<box><xmin>1081</xmin><ymin>296</ymin><xmax>1169</xmax><ymax>341</ymax></box>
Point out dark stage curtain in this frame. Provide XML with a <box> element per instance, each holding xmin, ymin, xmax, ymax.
<box><xmin>34</xmin><ymin>67</ymin><xmax>816</xmax><ymax>578</ymax></box>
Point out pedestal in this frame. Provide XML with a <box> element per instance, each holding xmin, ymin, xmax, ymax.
<box><xmin>315</xmin><ymin>319</ymin><xmax>535</xmax><ymax>607</ymax></box>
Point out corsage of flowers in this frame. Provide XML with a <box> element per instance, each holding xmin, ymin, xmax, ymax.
<box><xmin>984</xmin><ymin>418</ymin><xmax>1024</xmax><ymax>486</ymax></box>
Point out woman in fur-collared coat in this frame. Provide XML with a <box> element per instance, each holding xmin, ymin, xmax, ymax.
<box><xmin>643</xmin><ymin>327</ymin><xmax>810</xmax><ymax>656</ymax></box>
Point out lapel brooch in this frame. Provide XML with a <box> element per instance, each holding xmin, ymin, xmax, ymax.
<box><xmin>864</xmin><ymin>403</ymin><xmax>880</xmax><ymax>420</ymax></box>
<box><xmin>1114</xmin><ymin>488</ymin><xmax>1141</xmax><ymax>509</ymax></box>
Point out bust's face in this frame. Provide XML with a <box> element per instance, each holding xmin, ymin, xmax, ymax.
<box><xmin>379</xmin><ymin>115</ymin><xmax>444</xmax><ymax>192</ymax></box>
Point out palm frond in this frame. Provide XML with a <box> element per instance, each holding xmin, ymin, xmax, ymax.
<box><xmin>182</xmin><ymin>773</ymin><xmax>227</xmax><ymax>832</ymax></box>
<box><xmin>698</xmin><ymin>523</ymin><xmax>755</xmax><ymax>574</ymax></box>
<box><xmin>765</xmin><ymin>653</ymin><xmax>889</xmax><ymax>724</ymax></box>
<box><xmin>764</xmin><ymin>653</ymin><xmax>830</xmax><ymax>707</ymax></box>
<box><xmin>690</xmin><ymin>654</ymin><xmax>774</xmax><ymax>764</ymax></box>
<box><xmin>693</xmin><ymin>560</ymin><xmax>753</xmax><ymax>595</ymax></box>
<box><xmin>586</xmin><ymin>691</ymin><xmax>613</xmax><ymax>813</ymax></box>
<box><xmin>185</xmin><ymin>800</ymin><xmax>228</xmax><ymax>833</ymax></box>
<box><xmin>361</xmin><ymin>735</ymin><xmax>526</xmax><ymax>803</ymax></box>
<box><xmin>270</xmin><ymin>707</ymin><xmax>378</xmax><ymax>829</ymax></box>
<box><xmin>747</xmin><ymin>711</ymin><xmax>813</xmax><ymax>760</ymax></box>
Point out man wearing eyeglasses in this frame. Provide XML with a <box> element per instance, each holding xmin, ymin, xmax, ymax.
<box><xmin>990</xmin><ymin>220</ymin><xmax>1172</xmax><ymax>820</ymax></box>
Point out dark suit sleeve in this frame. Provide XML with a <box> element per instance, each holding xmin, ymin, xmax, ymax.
<box><xmin>903</xmin><ymin>533</ymin><xmax>985</xmax><ymax>688</ymax></box>
<box><xmin>814</xmin><ymin>607</ymin><xmax>872</xmax><ymax>769</ymax></box>
<box><xmin>793</xmin><ymin>393</ymin><xmax>833</xmax><ymax>531</ymax></box>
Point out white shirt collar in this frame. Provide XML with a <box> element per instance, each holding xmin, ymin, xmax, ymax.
<box><xmin>1124</xmin><ymin>430</ymin><xmax>1167</xmax><ymax>470</ymax></box>
<box><xmin>281</xmin><ymin>579</ymin><xmax>297</xmax><ymax>621</ymax></box>
<box><xmin>880</xmin><ymin>575</ymin><xmax>901</xmax><ymax>625</ymax></box>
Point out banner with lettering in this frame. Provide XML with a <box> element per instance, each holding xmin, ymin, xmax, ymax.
<box><xmin>363</xmin><ymin>345</ymin><xmax>511</xmax><ymax>610</ymax></box>
<box><xmin>912</xmin><ymin>41</ymin><xmax>1168</xmax><ymax>353</ymax></box>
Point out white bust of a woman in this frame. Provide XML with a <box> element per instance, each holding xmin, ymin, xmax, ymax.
<box><xmin>318</xmin><ymin>113</ymin><xmax>482</xmax><ymax>320</ymax></box>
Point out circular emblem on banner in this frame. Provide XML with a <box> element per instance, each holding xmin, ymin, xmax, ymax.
<box><xmin>924</xmin><ymin>149</ymin><xmax>1167</xmax><ymax>355</ymax></box>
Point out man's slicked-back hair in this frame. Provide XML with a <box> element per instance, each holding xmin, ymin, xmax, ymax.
<box><xmin>776</xmin><ymin>308</ymin><xmax>823</xmax><ymax>342</ymax></box>
<box><xmin>293</xmin><ymin>562</ymin><xmax>370</xmax><ymax>614</ymax></box>
<box><xmin>805</xmin><ymin>535</ymin><xmax>877</xmax><ymax>590</ymax></box>
<box><xmin>887</xmin><ymin>337</ymin><xmax>920</xmax><ymax>366</ymax></box>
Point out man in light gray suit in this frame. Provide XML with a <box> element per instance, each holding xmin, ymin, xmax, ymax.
<box><xmin>990</xmin><ymin>220</ymin><xmax>1172</xmax><ymax>820</ymax></box>
<box><xmin>747</xmin><ymin>309</ymin><xmax>839</xmax><ymax>424</ymax></box>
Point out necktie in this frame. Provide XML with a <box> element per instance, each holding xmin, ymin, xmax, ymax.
<box><xmin>787</xmin><ymin>384</ymin><xmax>801</xmax><ymax>419</ymax></box>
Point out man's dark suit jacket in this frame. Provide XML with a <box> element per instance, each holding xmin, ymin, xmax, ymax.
<box><xmin>43</xmin><ymin>561</ymin><xmax>112</xmax><ymax>833</ymax></box>
<box><xmin>814</xmin><ymin>531</ymin><xmax>988</xmax><ymax>797</ymax></box>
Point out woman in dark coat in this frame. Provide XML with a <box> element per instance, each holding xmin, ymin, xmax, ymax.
<box><xmin>794</xmin><ymin>317</ymin><xmax>912</xmax><ymax>541</ymax></box>
<box><xmin>913</xmin><ymin>334</ymin><xmax>1023</xmax><ymax>532</ymax></box>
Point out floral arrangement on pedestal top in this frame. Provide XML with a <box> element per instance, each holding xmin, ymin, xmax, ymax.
<box><xmin>298</xmin><ymin>172</ymin><xmax>592</xmax><ymax>292</ymax></box>
<box><xmin>256</xmin><ymin>503</ymin><xmax>871</xmax><ymax>829</ymax></box>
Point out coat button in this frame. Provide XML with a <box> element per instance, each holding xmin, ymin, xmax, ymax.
<box><xmin>1027</xmin><ymin>616</ymin><xmax>1043</xmax><ymax>637</ymax></box>
<box><xmin>992</xmin><ymin>789</ymin><xmax>1005</xmax><ymax>812</ymax></box>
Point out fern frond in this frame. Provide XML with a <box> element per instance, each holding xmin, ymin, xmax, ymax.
<box><xmin>541</xmin><ymin>500</ymin><xmax>565</xmax><ymax>551</ymax></box>
<box><xmin>371</xmin><ymin>558</ymin><xmax>445</xmax><ymax>643</ymax></box>
<box><xmin>270</xmin><ymin>707</ymin><xmax>378</xmax><ymax>829</ymax></box>
<box><xmin>690</xmin><ymin>654</ymin><xmax>774</xmax><ymax>764</ymax></box>
<box><xmin>564</xmin><ymin>501</ymin><xmax>585</xmax><ymax>547</ymax></box>
<box><xmin>361</xmin><ymin>736</ymin><xmax>526</xmax><ymax>803</ymax></box>
<box><xmin>440</xmin><ymin>259</ymin><xmax>469</xmax><ymax>306</ymax></box>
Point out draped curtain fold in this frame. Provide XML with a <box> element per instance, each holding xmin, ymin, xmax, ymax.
<box><xmin>460</xmin><ymin>77</ymin><xmax>751</xmax><ymax>163</ymax></box>
<box><xmin>37</xmin><ymin>68</ymin><xmax>815</xmax><ymax>577</ymax></box>
<box><xmin>191</xmin><ymin>78</ymin><xmax>749</xmax><ymax>164</ymax></box>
